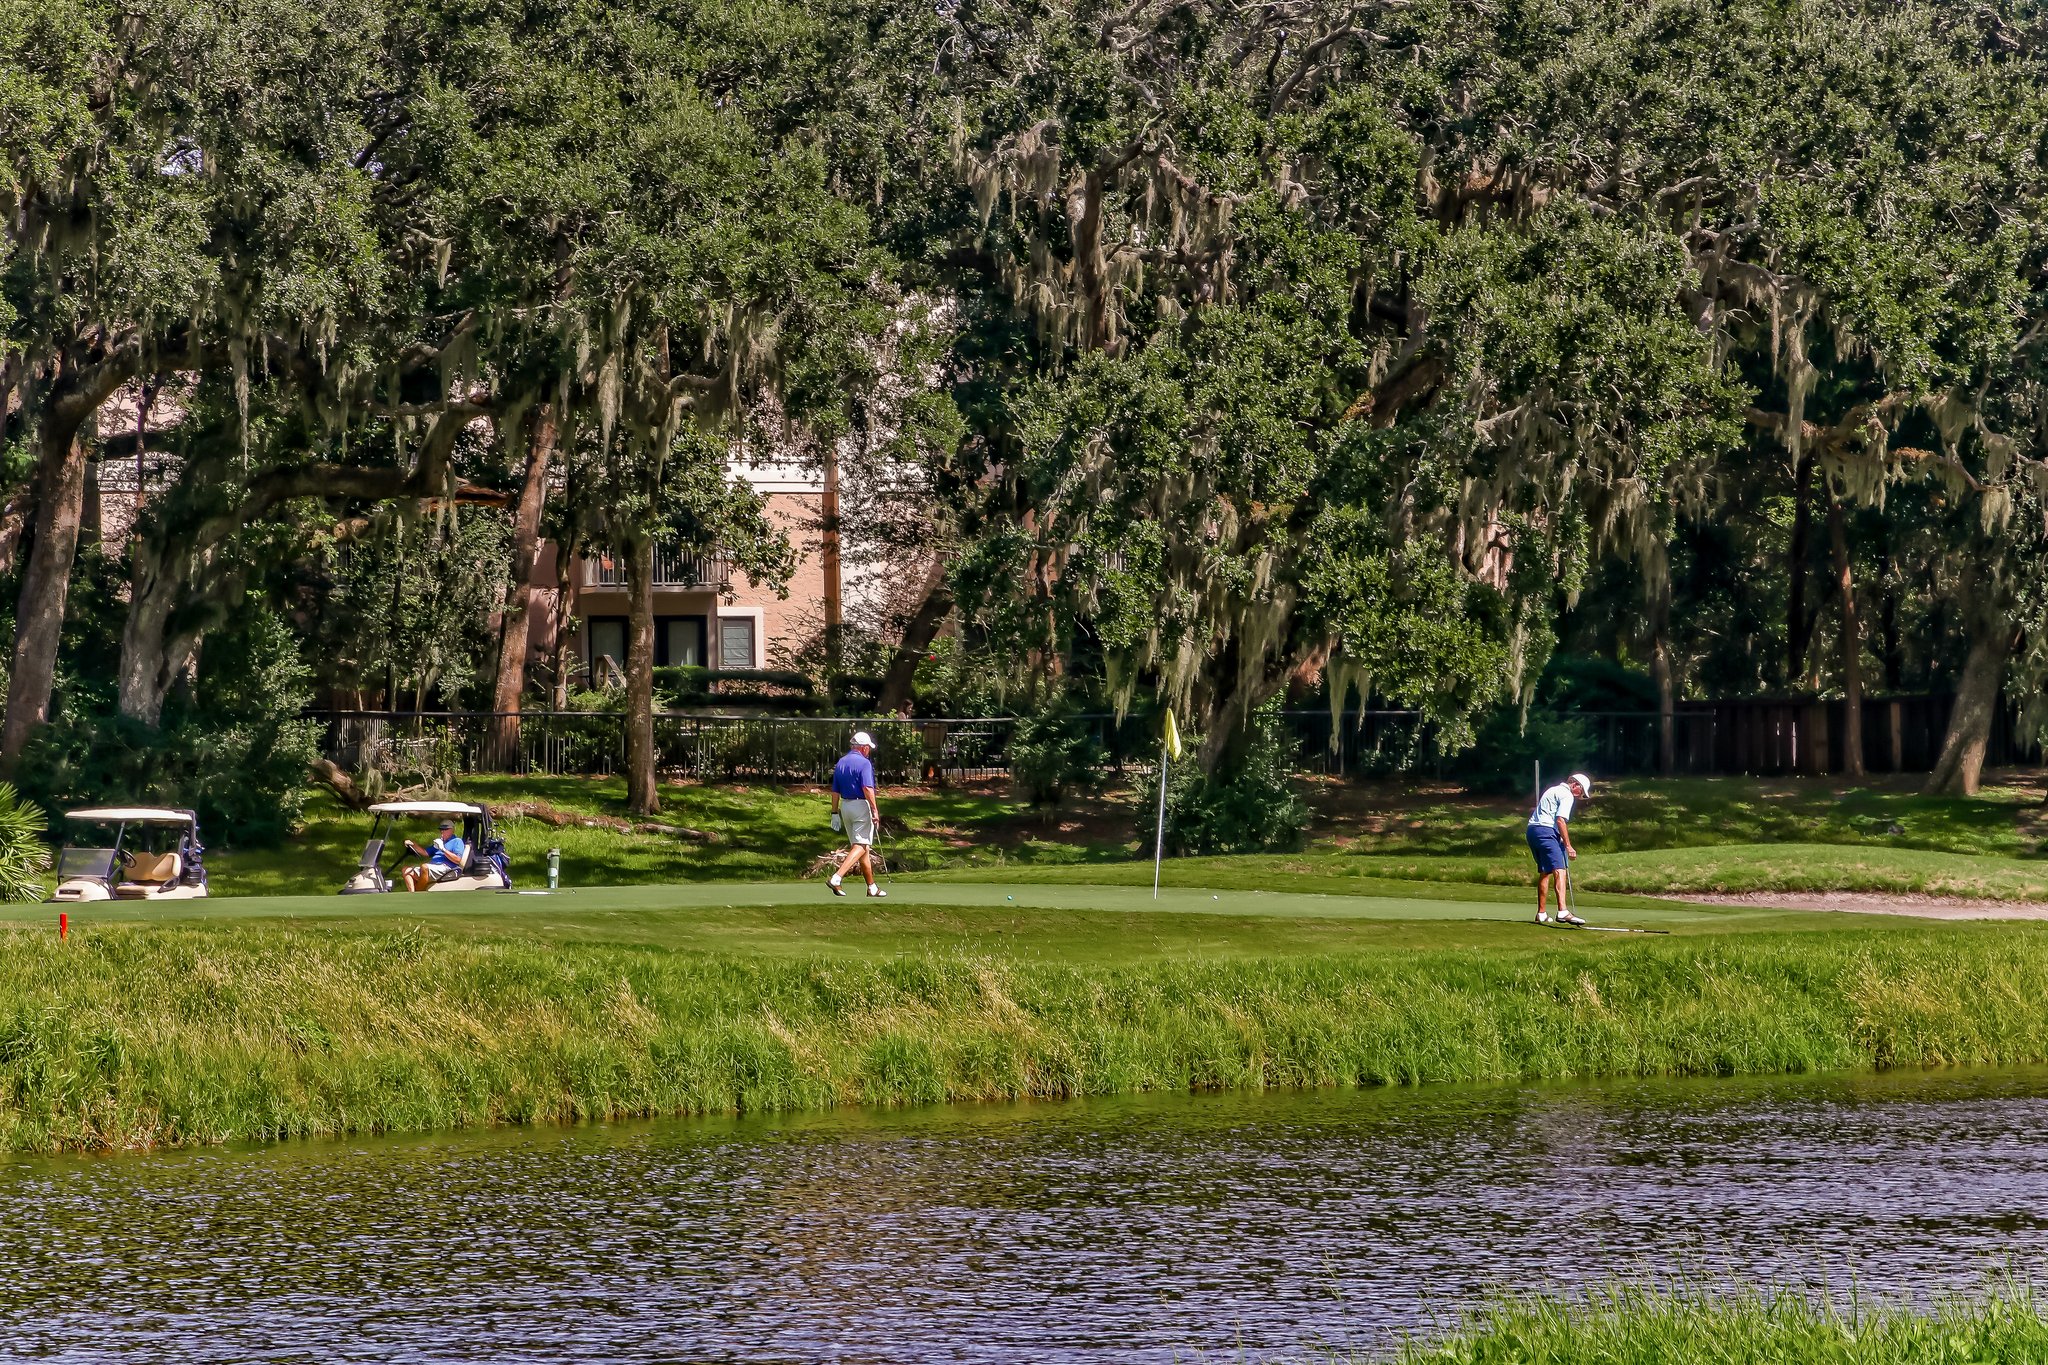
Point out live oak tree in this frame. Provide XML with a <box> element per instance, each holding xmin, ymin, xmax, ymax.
<box><xmin>926</xmin><ymin>0</ymin><xmax>1742</xmax><ymax>771</ymax></box>
<box><xmin>11</xmin><ymin>0</ymin><xmax>2048</xmax><ymax>813</ymax></box>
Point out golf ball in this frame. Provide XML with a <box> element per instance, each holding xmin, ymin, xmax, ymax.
<box><xmin>1212</xmin><ymin>894</ymin><xmax>1219</xmax><ymax>900</ymax></box>
<box><xmin>1006</xmin><ymin>895</ymin><xmax>1014</xmax><ymax>901</ymax></box>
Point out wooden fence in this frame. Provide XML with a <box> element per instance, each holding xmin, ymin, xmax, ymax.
<box><xmin>1579</xmin><ymin>695</ymin><xmax>2040</xmax><ymax>777</ymax></box>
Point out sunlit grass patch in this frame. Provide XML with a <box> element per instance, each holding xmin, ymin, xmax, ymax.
<box><xmin>1390</xmin><ymin>1282</ymin><xmax>2048</xmax><ymax>1364</ymax></box>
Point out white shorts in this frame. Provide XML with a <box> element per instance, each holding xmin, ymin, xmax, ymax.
<box><xmin>843</xmin><ymin>805</ymin><xmax>875</xmax><ymax>847</ymax></box>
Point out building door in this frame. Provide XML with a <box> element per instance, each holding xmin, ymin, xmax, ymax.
<box><xmin>718</xmin><ymin>616</ymin><xmax>757</xmax><ymax>670</ymax></box>
<box><xmin>657</xmin><ymin>616</ymin><xmax>707</xmax><ymax>667</ymax></box>
<box><xmin>585</xmin><ymin>617</ymin><xmax>629</xmax><ymax>688</ymax></box>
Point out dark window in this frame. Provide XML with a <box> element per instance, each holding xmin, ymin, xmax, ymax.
<box><xmin>586</xmin><ymin>617</ymin><xmax>627</xmax><ymax>684</ymax></box>
<box><xmin>658</xmin><ymin>616</ymin><xmax>707</xmax><ymax>667</ymax></box>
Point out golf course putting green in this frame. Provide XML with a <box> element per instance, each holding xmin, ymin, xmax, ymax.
<box><xmin>0</xmin><ymin>877</ymin><xmax>1723</xmax><ymax>930</ymax></box>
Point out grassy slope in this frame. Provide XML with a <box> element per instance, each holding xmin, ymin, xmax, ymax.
<box><xmin>1</xmin><ymin>888</ymin><xmax>2046</xmax><ymax>1151</ymax></box>
<box><xmin>196</xmin><ymin>771</ymin><xmax>2048</xmax><ymax>900</ymax></box>
<box><xmin>1395</xmin><ymin>1289</ymin><xmax>2048</xmax><ymax>1364</ymax></box>
<box><xmin>1317</xmin><ymin>773</ymin><xmax>2048</xmax><ymax>859</ymax></box>
<box><xmin>214</xmin><ymin>777</ymin><xmax>1034</xmax><ymax>896</ymax></box>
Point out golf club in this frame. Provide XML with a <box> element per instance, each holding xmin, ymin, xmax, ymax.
<box><xmin>1565</xmin><ymin>872</ymin><xmax>1671</xmax><ymax>934</ymax></box>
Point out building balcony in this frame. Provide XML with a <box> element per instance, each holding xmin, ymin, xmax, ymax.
<box><xmin>580</xmin><ymin>548</ymin><xmax>734</xmax><ymax>592</ymax></box>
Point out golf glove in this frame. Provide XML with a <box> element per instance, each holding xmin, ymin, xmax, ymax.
<box><xmin>830</xmin><ymin>812</ymin><xmax>843</xmax><ymax>833</ymax></box>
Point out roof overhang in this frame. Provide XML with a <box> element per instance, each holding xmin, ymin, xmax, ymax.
<box><xmin>66</xmin><ymin>807</ymin><xmax>195</xmax><ymax>824</ymax></box>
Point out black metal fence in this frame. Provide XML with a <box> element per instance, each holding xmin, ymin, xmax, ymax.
<box><xmin>316</xmin><ymin>711</ymin><xmax>1023</xmax><ymax>784</ymax></box>
<box><xmin>310</xmin><ymin>695</ymin><xmax>2040</xmax><ymax>786</ymax></box>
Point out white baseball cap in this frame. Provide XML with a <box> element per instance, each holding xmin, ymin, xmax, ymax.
<box><xmin>1570</xmin><ymin>773</ymin><xmax>1593</xmax><ymax>794</ymax></box>
<box><xmin>852</xmin><ymin>731</ymin><xmax>876</xmax><ymax>748</ymax></box>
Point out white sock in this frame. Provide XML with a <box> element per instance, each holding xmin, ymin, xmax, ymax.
<box><xmin>828</xmin><ymin>873</ymin><xmax>842</xmax><ymax>886</ymax></box>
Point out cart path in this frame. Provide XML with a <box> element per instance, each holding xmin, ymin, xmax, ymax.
<box><xmin>1669</xmin><ymin>890</ymin><xmax>2048</xmax><ymax>920</ymax></box>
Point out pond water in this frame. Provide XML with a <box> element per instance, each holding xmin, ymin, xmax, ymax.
<box><xmin>4</xmin><ymin>1069</ymin><xmax>2048</xmax><ymax>1362</ymax></box>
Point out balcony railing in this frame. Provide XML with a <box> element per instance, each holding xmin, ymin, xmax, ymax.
<box><xmin>581</xmin><ymin>548</ymin><xmax>734</xmax><ymax>590</ymax></box>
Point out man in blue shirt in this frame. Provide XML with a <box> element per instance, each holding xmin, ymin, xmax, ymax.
<box><xmin>827</xmin><ymin>730</ymin><xmax>884</xmax><ymax>897</ymax></box>
<box><xmin>403</xmin><ymin>819</ymin><xmax>468</xmax><ymax>892</ymax></box>
<box><xmin>1528</xmin><ymin>773</ymin><xmax>1590</xmax><ymax>926</ymax></box>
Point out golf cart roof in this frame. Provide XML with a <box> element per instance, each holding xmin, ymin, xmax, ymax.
<box><xmin>66</xmin><ymin>807</ymin><xmax>195</xmax><ymax>824</ymax></box>
<box><xmin>367</xmin><ymin>801</ymin><xmax>485</xmax><ymax>816</ymax></box>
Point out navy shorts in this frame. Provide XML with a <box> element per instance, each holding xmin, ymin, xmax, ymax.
<box><xmin>1527</xmin><ymin>825</ymin><xmax>1567</xmax><ymax>875</ymax></box>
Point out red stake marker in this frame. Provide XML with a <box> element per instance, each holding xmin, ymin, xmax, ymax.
<box><xmin>58</xmin><ymin>912</ymin><xmax>67</xmax><ymax>940</ymax></box>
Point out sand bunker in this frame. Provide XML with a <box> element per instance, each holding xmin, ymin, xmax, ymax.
<box><xmin>1670</xmin><ymin>891</ymin><xmax>2048</xmax><ymax>920</ymax></box>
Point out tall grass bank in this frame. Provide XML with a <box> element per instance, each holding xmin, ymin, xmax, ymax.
<box><xmin>4</xmin><ymin>923</ymin><xmax>2048</xmax><ymax>1151</ymax></box>
<box><xmin>1395</xmin><ymin>1286</ymin><xmax>2048</xmax><ymax>1364</ymax></box>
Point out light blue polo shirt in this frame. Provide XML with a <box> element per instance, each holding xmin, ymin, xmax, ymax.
<box><xmin>1528</xmin><ymin>783</ymin><xmax>1576</xmax><ymax>829</ymax></box>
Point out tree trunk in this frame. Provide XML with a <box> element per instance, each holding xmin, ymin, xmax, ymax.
<box><xmin>1787</xmin><ymin>451</ymin><xmax>1814</xmax><ymax>685</ymax></box>
<box><xmin>0</xmin><ymin>488</ymin><xmax>32</xmax><ymax>578</ymax></box>
<box><xmin>1646</xmin><ymin>575</ymin><xmax>1676</xmax><ymax>775</ymax></box>
<box><xmin>0</xmin><ymin>412</ymin><xmax>95</xmax><ymax>772</ymax></box>
<box><xmin>1924</xmin><ymin>626</ymin><xmax>2011</xmax><ymax>796</ymax></box>
<box><xmin>80</xmin><ymin>458</ymin><xmax>102</xmax><ymax>546</ymax></box>
<box><xmin>820</xmin><ymin>437</ymin><xmax>844</xmax><ymax>678</ymax></box>
<box><xmin>117</xmin><ymin>537</ymin><xmax>183</xmax><ymax>725</ymax></box>
<box><xmin>551</xmin><ymin>530</ymin><xmax>580</xmax><ymax>709</ymax></box>
<box><xmin>1650</xmin><ymin>634</ymin><xmax>1676</xmax><ymax>775</ymax></box>
<box><xmin>875</xmin><ymin>560</ymin><xmax>953</xmax><ymax>715</ymax></box>
<box><xmin>1828</xmin><ymin>496</ymin><xmax>1864</xmax><ymax>778</ymax></box>
<box><xmin>488</xmin><ymin>404</ymin><xmax>557</xmax><ymax>766</ymax></box>
<box><xmin>1878</xmin><ymin>547</ymin><xmax>1903</xmax><ymax>691</ymax></box>
<box><xmin>623</xmin><ymin>536</ymin><xmax>659</xmax><ymax>815</ymax></box>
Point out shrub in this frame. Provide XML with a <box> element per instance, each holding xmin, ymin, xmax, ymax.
<box><xmin>0</xmin><ymin>784</ymin><xmax>49</xmax><ymax>901</ymax></box>
<box><xmin>1450</xmin><ymin>705</ymin><xmax>1593</xmax><ymax>796</ymax></box>
<box><xmin>18</xmin><ymin>612</ymin><xmax>319</xmax><ymax>847</ymax></box>
<box><xmin>652</xmin><ymin>667</ymin><xmax>819</xmax><ymax>712</ymax></box>
<box><xmin>1145</xmin><ymin>700</ymin><xmax>1309</xmax><ymax>855</ymax></box>
<box><xmin>910</xmin><ymin>636</ymin><xmax>1010</xmax><ymax>717</ymax></box>
<box><xmin>1007</xmin><ymin>699</ymin><xmax>1103</xmax><ymax>808</ymax></box>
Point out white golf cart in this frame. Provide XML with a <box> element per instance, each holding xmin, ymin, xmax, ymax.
<box><xmin>340</xmin><ymin>800</ymin><xmax>511</xmax><ymax>894</ymax></box>
<box><xmin>49</xmin><ymin>807</ymin><xmax>209</xmax><ymax>902</ymax></box>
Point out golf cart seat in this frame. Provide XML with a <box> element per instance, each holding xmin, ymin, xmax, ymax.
<box><xmin>114</xmin><ymin>851</ymin><xmax>182</xmax><ymax>896</ymax></box>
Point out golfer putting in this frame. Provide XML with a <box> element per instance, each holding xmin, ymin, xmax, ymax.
<box><xmin>826</xmin><ymin>730</ymin><xmax>886</xmax><ymax>898</ymax></box>
<box><xmin>1529</xmin><ymin>773</ymin><xmax>1591</xmax><ymax>926</ymax></box>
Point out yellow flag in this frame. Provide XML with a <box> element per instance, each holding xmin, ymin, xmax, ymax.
<box><xmin>1163</xmin><ymin>708</ymin><xmax>1183</xmax><ymax>762</ymax></box>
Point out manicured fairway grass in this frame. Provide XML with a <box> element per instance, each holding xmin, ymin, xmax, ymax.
<box><xmin>932</xmin><ymin>843</ymin><xmax>2048</xmax><ymax>902</ymax></box>
<box><xmin>1394</xmin><ymin>1287</ymin><xmax>2048</xmax><ymax>1364</ymax></box>
<box><xmin>210</xmin><ymin>779</ymin><xmax>1035</xmax><ymax>896</ymax></box>
<box><xmin>1319</xmin><ymin>772</ymin><xmax>2048</xmax><ymax>860</ymax></box>
<box><xmin>193</xmin><ymin>771</ymin><xmax>2048</xmax><ymax>900</ymax></box>
<box><xmin>0</xmin><ymin>878</ymin><xmax>1761</xmax><ymax>950</ymax></box>
<box><xmin>0</xmin><ymin>880</ymin><xmax>2045</xmax><ymax>1151</ymax></box>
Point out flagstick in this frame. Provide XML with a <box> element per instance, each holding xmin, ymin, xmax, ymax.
<box><xmin>1152</xmin><ymin>743</ymin><xmax>1169</xmax><ymax>900</ymax></box>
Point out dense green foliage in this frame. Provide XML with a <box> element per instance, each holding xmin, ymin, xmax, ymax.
<box><xmin>0</xmin><ymin>783</ymin><xmax>47</xmax><ymax>902</ymax></box>
<box><xmin>1150</xmin><ymin>701</ymin><xmax>1311</xmax><ymax>854</ymax></box>
<box><xmin>0</xmin><ymin>911</ymin><xmax>2044</xmax><ymax>1151</ymax></box>
<box><xmin>6</xmin><ymin>0</ymin><xmax>2048</xmax><ymax>804</ymax></box>
<box><xmin>1449</xmin><ymin>708</ymin><xmax>1595</xmax><ymax>797</ymax></box>
<box><xmin>1007</xmin><ymin>697</ymin><xmax>1104</xmax><ymax>809</ymax></box>
<box><xmin>18</xmin><ymin>613</ymin><xmax>318</xmax><ymax>844</ymax></box>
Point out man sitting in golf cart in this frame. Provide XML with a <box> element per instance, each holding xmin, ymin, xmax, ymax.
<box><xmin>402</xmin><ymin>819</ymin><xmax>467</xmax><ymax>892</ymax></box>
